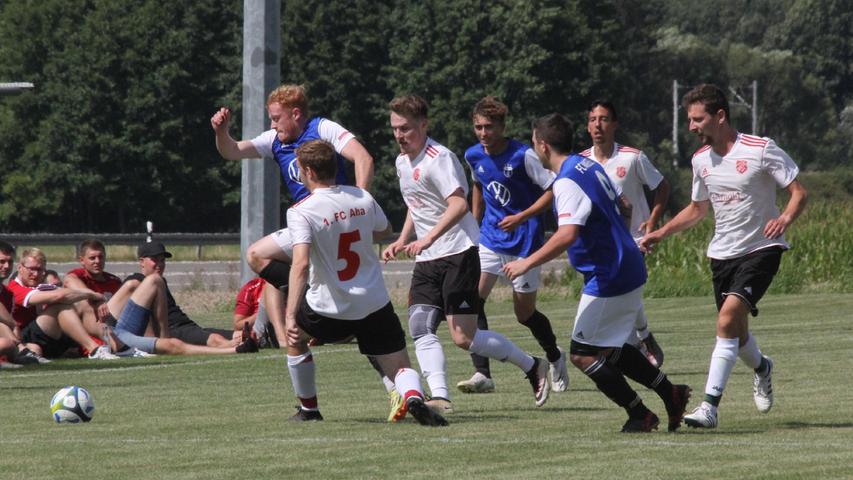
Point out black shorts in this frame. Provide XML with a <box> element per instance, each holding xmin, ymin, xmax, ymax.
<box><xmin>296</xmin><ymin>299</ymin><xmax>406</xmax><ymax>356</ymax></box>
<box><xmin>21</xmin><ymin>321</ymin><xmax>78</xmax><ymax>358</ymax></box>
<box><xmin>409</xmin><ymin>247</ymin><xmax>480</xmax><ymax>316</ymax></box>
<box><xmin>169</xmin><ymin>321</ymin><xmax>212</xmax><ymax>346</ymax></box>
<box><xmin>711</xmin><ymin>246</ymin><xmax>784</xmax><ymax>317</ymax></box>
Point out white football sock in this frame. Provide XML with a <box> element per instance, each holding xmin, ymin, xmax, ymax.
<box><xmin>738</xmin><ymin>332</ymin><xmax>763</xmax><ymax>369</ymax></box>
<box><xmin>394</xmin><ymin>367</ymin><xmax>424</xmax><ymax>401</ymax></box>
<box><xmin>705</xmin><ymin>336</ymin><xmax>739</xmax><ymax>399</ymax></box>
<box><xmin>381</xmin><ymin>375</ymin><xmax>395</xmax><ymax>393</ymax></box>
<box><xmin>469</xmin><ymin>329</ymin><xmax>535</xmax><ymax>373</ymax></box>
<box><xmin>414</xmin><ymin>334</ymin><xmax>449</xmax><ymax>400</ymax></box>
<box><xmin>287</xmin><ymin>352</ymin><xmax>317</xmax><ymax>409</ymax></box>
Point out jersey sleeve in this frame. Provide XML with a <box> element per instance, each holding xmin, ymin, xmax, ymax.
<box><xmin>691</xmin><ymin>160</ymin><xmax>709</xmax><ymax>202</ymax></box>
<box><xmin>286</xmin><ymin>208</ymin><xmax>313</xmax><ymax>246</ymax></box>
<box><xmin>317</xmin><ymin>119</ymin><xmax>356</xmax><ymax>153</ymax></box>
<box><xmin>249</xmin><ymin>129</ymin><xmax>277</xmax><ymax>158</ymax></box>
<box><xmin>371</xmin><ymin>195</ymin><xmax>390</xmax><ymax>232</ymax></box>
<box><xmin>762</xmin><ymin>139</ymin><xmax>799</xmax><ymax>188</ymax></box>
<box><xmin>9</xmin><ymin>282</ymin><xmax>37</xmax><ymax>308</ymax></box>
<box><xmin>523</xmin><ymin>149</ymin><xmax>556</xmax><ymax>190</ymax></box>
<box><xmin>464</xmin><ymin>153</ymin><xmax>481</xmax><ymax>184</ymax></box>
<box><xmin>635</xmin><ymin>151</ymin><xmax>664</xmax><ymax>190</ymax></box>
<box><xmin>432</xmin><ymin>151</ymin><xmax>469</xmax><ymax>199</ymax></box>
<box><xmin>553</xmin><ymin>178</ymin><xmax>592</xmax><ymax>226</ymax></box>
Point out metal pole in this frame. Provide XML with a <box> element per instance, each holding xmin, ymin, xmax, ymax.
<box><xmin>672</xmin><ymin>79</ymin><xmax>679</xmax><ymax>167</ymax></box>
<box><xmin>752</xmin><ymin>80</ymin><xmax>758</xmax><ymax>135</ymax></box>
<box><xmin>0</xmin><ymin>82</ymin><xmax>34</xmax><ymax>95</ymax></box>
<box><xmin>241</xmin><ymin>0</ymin><xmax>281</xmax><ymax>286</ymax></box>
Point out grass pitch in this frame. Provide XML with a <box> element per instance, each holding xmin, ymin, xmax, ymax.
<box><xmin>1</xmin><ymin>293</ymin><xmax>852</xmax><ymax>480</ymax></box>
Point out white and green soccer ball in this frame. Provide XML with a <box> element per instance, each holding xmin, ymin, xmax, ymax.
<box><xmin>50</xmin><ymin>386</ymin><xmax>95</xmax><ymax>423</ymax></box>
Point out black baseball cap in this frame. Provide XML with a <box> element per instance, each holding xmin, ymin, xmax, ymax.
<box><xmin>137</xmin><ymin>242</ymin><xmax>173</xmax><ymax>258</ymax></box>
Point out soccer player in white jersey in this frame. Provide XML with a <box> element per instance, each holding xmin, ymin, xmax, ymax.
<box><xmin>641</xmin><ymin>84</ymin><xmax>808</xmax><ymax>429</ymax></box>
<box><xmin>504</xmin><ymin>113</ymin><xmax>691</xmax><ymax>432</ymax></box>
<box><xmin>581</xmin><ymin>100</ymin><xmax>671</xmax><ymax>367</ymax></box>
<box><xmin>458</xmin><ymin>96</ymin><xmax>569</xmax><ymax>394</ymax></box>
<box><xmin>283</xmin><ymin>139</ymin><xmax>446</xmax><ymax>426</ymax></box>
<box><xmin>382</xmin><ymin>95</ymin><xmax>550</xmax><ymax>413</ymax></box>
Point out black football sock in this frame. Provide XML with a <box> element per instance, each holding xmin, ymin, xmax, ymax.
<box><xmin>522</xmin><ymin>310</ymin><xmax>561</xmax><ymax>363</ymax></box>
<box><xmin>607</xmin><ymin>344</ymin><xmax>674</xmax><ymax>404</ymax></box>
<box><xmin>584</xmin><ymin>355</ymin><xmax>648</xmax><ymax>417</ymax></box>
<box><xmin>469</xmin><ymin>299</ymin><xmax>491</xmax><ymax>377</ymax></box>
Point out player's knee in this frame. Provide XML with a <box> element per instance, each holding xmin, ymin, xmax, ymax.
<box><xmin>246</xmin><ymin>244</ymin><xmax>269</xmax><ymax>273</ymax></box>
<box><xmin>408</xmin><ymin>304</ymin><xmax>442</xmax><ymax>339</ymax></box>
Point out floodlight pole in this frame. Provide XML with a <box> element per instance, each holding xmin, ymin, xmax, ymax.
<box><xmin>672</xmin><ymin>80</ymin><xmax>679</xmax><ymax>166</ymax></box>
<box><xmin>0</xmin><ymin>82</ymin><xmax>34</xmax><ymax>95</ymax></box>
<box><xmin>240</xmin><ymin>0</ymin><xmax>281</xmax><ymax>286</ymax></box>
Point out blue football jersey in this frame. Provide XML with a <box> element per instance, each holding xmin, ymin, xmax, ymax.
<box><xmin>464</xmin><ymin>140</ymin><xmax>550</xmax><ymax>257</ymax></box>
<box><xmin>556</xmin><ymin>154</ymin><xmax>646</xmax><ymax>297</ymax></box>
<box><xmin>271</xmin><ymin>117</ymin><xmax>351</xmax><ymax>202</ymax></box>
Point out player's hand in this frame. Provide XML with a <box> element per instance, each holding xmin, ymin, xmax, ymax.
<box><xmin>502</xmin><ymin>259</ymin><xmax>529</xmax><ymax>280</ymax></box>
<box><xmin>95</xmin><ymin>303</ymin><xmax>112</xmax><ymax>323</ymax></box>
<box><xmin>232</xmin><ymin>328</ymin><xmax>243</xmax><ymax>343</ymax></box>
<box><xmin>382</xmin><ymin>241</ymin><xmax>404</xmax><ymax>262</ymax></box>
<box><xmin>210</xmin><ymin>107</ymin><xmax>231</xmax><ymax>133</ymax></box>
<box><xmin>404</xmin><ymin>237</ymin><xmax>433</xmax><ymax>257</ymax></box>
<box><xmin>764</xmin><ymin>214</ymin><xmax>791</xmax><ymax>239</ymax></box>
<box><xmin>638</xmin><ymin>231</ymin><xmax>662</xmax><ymax>254</ymax></box>
<box><xmin>498</xmin><ymin>213</ymin><xmax>524</xmax><ymax>232</ymax></box>
<box><xmin>285</xmin><ymin>316</ymin><xmax>301</xmax><ymax>346</ymax></box>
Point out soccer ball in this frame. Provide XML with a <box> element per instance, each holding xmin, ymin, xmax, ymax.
<box><xmin>50</xmin><ymin>386</ymin><xmax>95</xmax><ymax>423</ymax></box>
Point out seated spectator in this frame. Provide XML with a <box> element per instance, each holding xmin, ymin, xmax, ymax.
<box><xmin>44</xmin><ymin>270</ymin><xmax>62</xmax><ymax>287</ymax></box>
<box><xmin>234</xmin><ymin>277</ymin><xmax>279</xmax><ymax>348</ymax></box>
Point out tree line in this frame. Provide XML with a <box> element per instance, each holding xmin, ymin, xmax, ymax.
<box><xmin>0</xmin><ymin>0</ymin><xmax>849</xmax><ymax>233</ymax></box>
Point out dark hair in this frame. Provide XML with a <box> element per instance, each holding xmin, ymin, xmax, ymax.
<box><xmin>588</xmin><ymin>99</ymin><xmax>618</xmax><ymax>122</ymax></box>
<box><xmin>296</xmin><ymin>140</ymin><xmax>337</xmax><ymax>182</ymax></box>
<box><xmin>78</xmin><ymin>239</ymin><xmax>106</xmax><ymax>257</ymax></box>
<box><xmin>0</xmin><ymin>240</ymin><xmax>15</xmax><ymax>256</ymax></box>
<box><xmin>389</xmin><ymin>95</ymin><xmax>429</xmax><ymax>120</ymax></box>
<box><xmin>532</xmin><ymin>113</ymin><xmax>574</xmax><ymax>154</ymax></box>
<box><xmin>45</xmin><ymin>269</ymin><xmax>60</xmax><ymax>278</ymax></box>
<box><xmin>682</xmin><ymin>83</ymin><xmax>730</xmax><ymax>120</ymax></box>
<box><xmin>472</xmin><ymin>96</ymin><xmax>508</xmax><ymax>124</ymax></box>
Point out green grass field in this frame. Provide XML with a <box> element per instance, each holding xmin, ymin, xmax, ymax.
<box><xmin>2</xmin><ymin>293</ymin><xmax>852</xmax><ymax>480</ymax></box>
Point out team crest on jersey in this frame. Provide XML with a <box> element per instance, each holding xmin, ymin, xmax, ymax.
<box><xmin>616</xmin><ymin>166</ymin><xmax>627</xmax><ymax>178</ymax></box>
<box><xmin>736</xmin><ymin>159</ymin><xmax>748</xmax><ymax>174</ymax></box>
<box><xmin>487</xmin><ymin>181</ymin><xmax>511</xmax><ymax>206</ymax></box>
<box><xmin>288</xmin><ymin>159</ymin><xmax>304</xmax><ymax>184</ymax></box>
<box><xmin>502</xmin><ymin>164</ymin><xmax>514</xmax><ymax>178</ymax></box>
<box><xmin>413</xmin><ymin>168</ymin><xmax>421</xmax><ymax>181</ymax></box>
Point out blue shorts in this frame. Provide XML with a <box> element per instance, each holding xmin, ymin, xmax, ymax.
<box><xmin>114</xmin><ymin>299</ymin><xmax>157</xmax><ymax>354</ymax></box>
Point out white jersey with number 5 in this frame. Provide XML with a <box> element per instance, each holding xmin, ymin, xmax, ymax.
<box><xmin>287</xmin><ymin>185</ymin><xmax>390</xmax><ymax>319</ymax></box>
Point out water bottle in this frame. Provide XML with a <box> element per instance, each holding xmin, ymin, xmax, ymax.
<box><xmin>101</xmin><ymin>323</ymin><xmax>112</xmax><ymax>354</ymax></box>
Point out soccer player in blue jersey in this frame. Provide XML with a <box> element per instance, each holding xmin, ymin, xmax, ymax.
<box><xmin>504</xmin><ymin>113</ymin><xmax>690</xmax><ymax>432</ymax></box>
<box><xmin>457</xmin><ymin>97</ymin><xmax>568</xmax><ymax>394</ymax></box>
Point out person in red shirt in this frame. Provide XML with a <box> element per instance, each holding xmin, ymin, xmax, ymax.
<box><xmin>233</xmin><ymin>277</ymin><xmax>280</xmax><ymax>349</ymax></box>
<box><xmin>63</xmin><ymin>239</ymin><xmax>124</xmax><ymax>330</ymax></box>
<box><xmin>0</xmin><ymin>240</ymin><xmax>25</xmax><ymax>365</ymax></box>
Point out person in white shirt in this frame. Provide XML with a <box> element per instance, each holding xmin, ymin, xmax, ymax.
<box><xmin>283</xmin><ymin>139</ymin><xmax>447</xmax><ymax>426</ymax></box>
<box><xmin>641</xmin><ymin>84</ymin><xmax>807</xmax><ymax>429</ymax></box>
<box><xmin>382</xmin><ymin>95</ymin><xmax>550</xmax><ymax>414</ymax></box>
<box><xmin>581</xmin><ymin>99</ymin><xmax>671</xmax><ymax>367</ymax></box>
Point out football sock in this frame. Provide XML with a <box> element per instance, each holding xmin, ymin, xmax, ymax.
<box><xmin>258</xmin><ymin>260</ymin><xmax>290</xmax><ymax>290</ymax></box>
<box><xmin>287</xmin><ymin>352</ymin><xmax>318</xmax><ymax>410</ymax></box>
<box><xmin>469</xmin><ymin>328</ymin><xmax>535</xmax><ymax>373</ymax></box>
<box><xmin>414</xmin><ymin>333</ymin><xmax>449</xmax><ymax>400</ymax></box>
<box><xmin>704</xmin><ymin>336</ymin><xmax>739</xmax><ymax>403</ymax></box>
<box><xmin>738</xmin><ymin>332</ymin><xmax>763</xmax><ymax>370</ymax></box>
<box><xmin>394</xmin><ymin>367</ymin><xmax>424</xmax><ymax>401</ymax></box>
<box><xmin>469</xmin><ymin>299</ymin><xmax>491</xmax><ymax>377</ymax></box>
<box><xmin>608</xmin><ymin>344</ymin><xmax>673</xmax><ymax>402</ymax></box>
<box><xmin>522</xmin><ymin>310</ymin><xmax>560</xmax><ymax>363</ymax></box>
<box><xmin>583</xmin><ymin>355</ymin><xmax>647</xmax><ymax>417</ymax></box>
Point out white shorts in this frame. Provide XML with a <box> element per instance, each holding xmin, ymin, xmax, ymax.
<box><xmin>270</xmin><ymin>228</ymin><xmax>294</xmax><ymax>258</ymax></box>
<box><xmin>572</xmin><ymin>286</ymin><xmax>644</xmax><ymax>348</ymax></box>
<box><xmin>479</xmin><ymin>245</ymin><xmax>540</xmax><ymax>293</ymax></box>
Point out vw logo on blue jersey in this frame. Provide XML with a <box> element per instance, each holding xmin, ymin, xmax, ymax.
<box><xmin>487</xmin><ymin>181</ymin><xmax>512</xmax><ymax>206</ymax></box>
<box><xmin>288</xmin><ymin>159</ymin><xmax>304</xmax><ymax>185</ymax></box>
<box><xmin>502</xmin><ymin>163</ymin><xmax>514</xmax><ymax>178</ymax></box>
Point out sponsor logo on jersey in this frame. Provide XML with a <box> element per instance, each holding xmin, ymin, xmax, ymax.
<box><xmin>486</xmin><ymin>181</ymin><xmax>511</xmax><ymax>206</ymax></box>
<box><xmin>503</xmin><ymin>163</ymin><xmax>514</xmax><ymax>178</ymax></box>
<box><xmin>736</xmin><ymin>159</ymin><xmax>748</xmax><ymax>174</ymax></box>
<box><xmin>288</xmin><ymin>159</ymin><xmax>304</xmax><ymax>184</ymax></box>
<box><xmin>616</xmin><ymin>166</ymin><xmax>627</xmax><ymax>178</ymax></box>
<box><xmin>710</xmin><ymin>191</ymin><xmax>746</xmax><ymax>204</ymax></box>
<box><xmin>413</xmin><ymin>168</ymin><xmax>420</xmax><ymax>181</ymax></box>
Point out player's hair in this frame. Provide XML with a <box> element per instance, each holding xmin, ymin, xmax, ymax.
<box><xmin>267</xmin><ymin>84</ymin><xmax>309</xmax><ymax>114</ymax></box>
<box><xmin>20</xmin><ymin>247</ymin><xmax>46</xmax><ymax>265</ymax></box>
<box><xmin>682</xmin><ymin>83</ymin><xmax>730</xmax><ymax>121</ymax></box>
<box><xmin>0</xmin><ymin>240</ymin><xmax>15</xmax><ymax>256</ymax></box>
<box><xmin>45</xmin><ymin>269</ymin><xmax>60</xmax><ymax>281</ymax></box>
<box><xmin>588</xmin><ymin>99</ymin><xmax>618</xmax><ymax>122</ymax></box>
<box><xmin>389</xmin><ymin>95</ymin><xmax>428</xmax><ymax>120</ymax></box>
<box><xmin>531</xmin><ymin>113</ymin><xmax>574</xmax><ymax>154</ymax></box>
<box><xmin>472</xmin><ymin>96</ymin><xmax>508</xmax><ymax>124</ymax></box>
<box><xmin>78</xmin><ymin>239</ymin><xmax>106</xmax><ymax>257</ymax></box>
<box><xmin>296</xmin><ymin>140</ymin><xmax>337</xmax><ymax>182</ymax></box>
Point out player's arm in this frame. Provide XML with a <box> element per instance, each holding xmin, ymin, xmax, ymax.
<box><xmin>340</xmin><ymin>139</ymin><xmax>374</xmax><ymax>191</ymax></box>
<box><xmin>499</xmin><ymin>189</ymin><xmax>554</xmax><ymax>232</ymax></box>
<box><xmin>404</xmin><ymin>189</ymin><xmax>468</xmax><ymax>256</ymax></box>
<box><xmin>765</xmin><ymin>179</ymin><xmax>807</xmax><ymax>239</ymax></box>
<box><xmin>284</xmin><ymin>243</ymin><xmax>310</xmax><ymax>346</ymax></box>
<box><xmin>471</xmin><ymin>182</ymin><xmax>485</xmax><ymax>223</ymax></box>
<box><xmin>382</xmin><ymin>210</ymin><xmax>415</xmax><ymax>261</ymax></box>
<box><xmin>233</xmin><ymin>312</ymin><xmax>257</xmax><ymax>331</ymax></box>
<box><xmin>642</xmin><ymin>177</ymin><xmax>671</xmax><ymax>234</ymax></box>
<box><xmin>210</xmin><ymin>107</ymin><xmax>262</xmax><ymax>160</ymax></box>
<box><xmin>0</xmin><ymin>302</ymin><xmax>14</xmax><ymax>330</ymax></box>
<box><xmin>639</xmin><ymin>200</ymin><xmax>709</xmax><ymax>253</ymax></box>
<box><xmin>27</xmin><ymin>287</ymin><xmax>104</xmax><ymax>306</ymax></box>
<box><xmin>63</xmin><ymin>273</ymin><xmax>112</xmax><ymax>322</ymax></box>
<box><xmin>503</xmin><ymin>224</ymin><xmax>579</xmax><ymax>280</ymax></box>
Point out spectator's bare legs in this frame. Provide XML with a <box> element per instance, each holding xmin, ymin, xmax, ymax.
<box><xmin>263</xmin><ymin>282</ymin><xmax>288</xmax><ymax>347</ymax></box>
<box><xmin>37</xmin><ymin>304</ymin><xmax>102</xmax><ymax>354</ymax></box>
